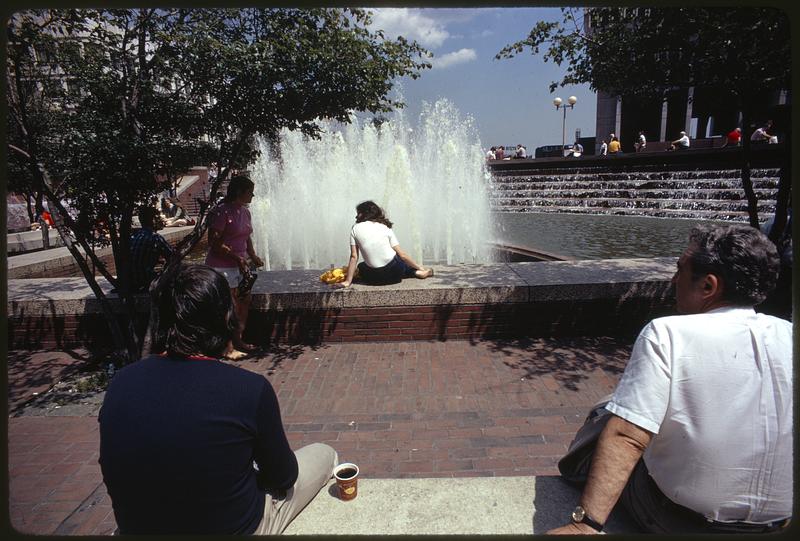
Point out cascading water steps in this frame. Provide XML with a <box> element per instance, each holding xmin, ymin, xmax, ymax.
<box><xmin>489</xmin><ymin>164</ymin><xmax>780</xmax><ymax>222</ymax></box>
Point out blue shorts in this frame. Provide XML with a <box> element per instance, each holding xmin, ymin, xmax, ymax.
<box><xmin>357</xmin><ymin>255</ymin><xmax>416</xmax><ymax>285</ymax></box>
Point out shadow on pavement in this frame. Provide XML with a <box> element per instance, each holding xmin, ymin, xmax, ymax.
<box><xmin>480</xmin><ymin>336</ymin><xmax>631</xmax><ymax>391</ymax></box>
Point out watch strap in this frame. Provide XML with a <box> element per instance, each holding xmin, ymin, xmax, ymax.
<box><xmin>574</xmin><ymin>508</ymin><xmax>604</xmax><ymax>532</ymax></box>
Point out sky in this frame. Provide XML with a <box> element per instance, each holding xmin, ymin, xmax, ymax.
<box><xmin>366</xmin><ymin>7</ymin><xmax>597</xmax><ymax>153</ymax></box>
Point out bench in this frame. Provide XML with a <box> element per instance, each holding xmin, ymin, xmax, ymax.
<box><xmin>283</xmin><ymin>476</ymin><xmax>639</xmax><ymax>535</ymax></box>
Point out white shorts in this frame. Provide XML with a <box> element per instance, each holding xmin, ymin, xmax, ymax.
<box><xmin>212</xmin><ymin>267</ymin><xmax>241</xmax><ymax>288</ymax></box>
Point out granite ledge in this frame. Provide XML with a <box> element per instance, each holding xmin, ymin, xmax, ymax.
<box><xmin>7</xmin><ymin>258</ymin><xmax>676</xmax><ymax>316</ymax></box>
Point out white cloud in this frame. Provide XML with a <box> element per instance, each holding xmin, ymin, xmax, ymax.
<box><xmin>478</xmin><ymin>29</ymin><xmax>494</xmax><ymax>38</ymax></box>
<box><xmin>430</xmin><ymin>48</ymin><xmax>477</xmax><ymax>69</ymax></box>
<box><xmin>370</xmin><ymin>8</ymin><xmax>450</xmax><ymax>49</ymax></box>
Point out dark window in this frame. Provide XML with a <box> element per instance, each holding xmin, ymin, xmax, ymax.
<box><xmin>34</xmin><ymin>42</ymin><xmax>58</xmax><ymax>65</ymax></box>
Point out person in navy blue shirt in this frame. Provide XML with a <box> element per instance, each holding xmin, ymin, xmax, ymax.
<box><xmin>99</xmin><ymin>264</ymin><xmax>337</xmax><ymax>534</ymax></box>
<box><xmin>129</xmin><ymin>206</ymin><xmax>172</xmax><ymax>292</ymax></box>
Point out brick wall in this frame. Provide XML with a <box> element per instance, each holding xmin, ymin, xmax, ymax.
<box><xmin>9</xmin><ymin>295</ymin><xmax>672</xmax><ymax>350</ymax></box>
<box><xmin>244</xmin><ymin>296</ymin><xmax>673</xmax><ymax>346</ymax></box>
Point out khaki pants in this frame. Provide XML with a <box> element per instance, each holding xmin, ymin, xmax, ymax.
<box><xmin>256</xmin><ymin>443</ymin><xmax>338</xmax><ymax>535</ymax></box>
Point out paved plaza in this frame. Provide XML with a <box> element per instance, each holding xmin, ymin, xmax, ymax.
<box><xmin>8</xmin><ymin>337</ymin><xmax>630</xmax><ymax>535</ymax></box>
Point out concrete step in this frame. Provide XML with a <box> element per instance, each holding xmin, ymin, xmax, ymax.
<box><xmin>489</xmin><ymin>206</ymin><xmax>755</xmax><ymax>221</ymax></box>
<box><xmin>284</xmin><ymin>476</ymin><xmax>638</xmax><ymax>535</ymax></box>
<box><xmin>7</xmin><ymin>228</ymin><xmax>64</xmax><ymax>254</ymax></box>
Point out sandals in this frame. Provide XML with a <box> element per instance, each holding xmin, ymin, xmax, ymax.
<box><xmin>223</xmin><ymin>349</ymin><xmax>249</xmax><ymax>361</ymax></box>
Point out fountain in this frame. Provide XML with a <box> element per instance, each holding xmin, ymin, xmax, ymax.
<box><xmin>490</xmin><ymin>165</ymin><xmax>779</xmax><ymax>222</ymax></box>
<box><xmin>250</xmin><ymin>99</ymin><xmax>494</xmax><ymax>270</ymax></box>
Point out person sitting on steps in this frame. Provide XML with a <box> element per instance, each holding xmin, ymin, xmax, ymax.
<box><xmin>669</xmin><ymin>131</ymin><xmax>690</xmax><ymax>150</ymax></box>
<box><xmin>99</xmin><ymin>264</ymin><xmax>338</xmax><ymax>535</ymax></box>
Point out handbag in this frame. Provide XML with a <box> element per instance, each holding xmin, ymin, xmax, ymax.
<box><xmin>319</xmin><ymin>265</ymin><xmax>359</xmax><ymax>284</ymax></box>
<box><xmin>557</xmin><ymin>394</ymin><xmax>614</xmax><ymax>484</ymax></box>
<box><xmin>237</xmin><ymin>266</ymin><xmax>258</xmax><ymax>296</ymax></box>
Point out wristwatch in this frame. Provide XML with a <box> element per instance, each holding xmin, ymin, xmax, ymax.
<box><xmin>571</xmin><ymin>505</ymin><xmax>604</xmax><ymax>532</ymax></box>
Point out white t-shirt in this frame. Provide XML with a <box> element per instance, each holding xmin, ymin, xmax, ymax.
<box><xmin>676</xmin><ymin>134</ymin><xmax>690</xmax><ymax>147</ymax></box>
<box><xmin>606</xmin><ymin>307</ymin><xmax>793</xmax><ymax>523</ymax></box>
<box><xmin>350</xmin><ymin>221</ymin><xmax>399</xmax><ymax>268</ymax></box>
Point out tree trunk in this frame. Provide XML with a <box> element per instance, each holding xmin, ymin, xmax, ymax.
<box><xmin>768</xmin><ymin>129</ymin><xmax>790</xmax><ymax>244</ymax></box>
<box><xmin>107</xmin><ymin>199</ymin><xmax>142</xmax><ymax>363</ymax></box>
<box><xmin>37</xmin><ymin>178</ymin><xmax>133</xmax><ymax>363</ymax></box>
<box><xmin>739</xmin><ymin>107</ymin><xmax>760</xmax><ymax>228</ymax></box>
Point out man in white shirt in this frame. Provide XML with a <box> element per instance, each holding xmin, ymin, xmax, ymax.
<box><xmin>669</xmin><ymin>131</ymin><xmax>690</xmax><ymax>150</ymax></box>
<box><xmin>751</xmin><ymin>121</ymin><xmax>776</xmax><ymax>143</ymax></box>
<box><xmin>634</xmin><ymin>131</ymin><xmax>646</xmax><ymax>152</ymax></box>
<box><xmin>551</xmin><ymin>224</ymin><xmax>792</xmax><ymax>535</ymax></box>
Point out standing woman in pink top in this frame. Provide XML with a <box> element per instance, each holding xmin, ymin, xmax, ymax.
<box><xmin>205</xmin><ymin>176</ymin><xmax>264</xmax><ymax>359</ymax></box>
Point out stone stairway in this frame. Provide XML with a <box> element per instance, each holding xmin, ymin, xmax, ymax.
<box><xmin>176</xmin><ymin>172</ymin><xmax>230</xmax><ymax>217</ymax></box>
<box><xmin>489</xmin><ymin>164</ymin><xmax>780</xmax><ymax>222</ymax></box>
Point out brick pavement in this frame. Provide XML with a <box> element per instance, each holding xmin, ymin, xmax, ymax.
<box><xmin>7</xmin><ymin>337</ymin><xmax>631</xmax><ymax>535</ymax></box>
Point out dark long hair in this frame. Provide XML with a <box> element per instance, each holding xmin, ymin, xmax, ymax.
<box><xmin>355</xmin><ymin>200</ymin><xmax>393</xmax><ymax>228</ymax></box>
<box><xmin>225</xmin><ymin>175</ymin><xmax>255</xmax><ymax>203</ymax></box>
<box><xmin>156</xmin><ymin>264</ymin><xmax>238</xmax><ymax>358</ymax></box>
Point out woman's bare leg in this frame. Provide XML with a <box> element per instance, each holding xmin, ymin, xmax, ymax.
<box><xmin>394</xmin><ymin>247</ymin><xmax>433</xmax><ymax>279</ymax></box>
<box><xmin>233</xmin><ymin>289</ymin><xmax>256</xmax><ymax>350</ymax></box>
<box><xmin>224</xmin><ymin>288</ymin><xmax>255</xmax><ymax>359</ymax></box>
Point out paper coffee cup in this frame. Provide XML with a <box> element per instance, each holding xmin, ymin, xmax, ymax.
<box><xmin>333</xmin><ymin>462</ymin><xmax>359</xmax><ymax>501</ymax></box>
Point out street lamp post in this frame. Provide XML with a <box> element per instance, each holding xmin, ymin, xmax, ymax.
<box><xmin>554</xmin><ymin>96</ymin><xmax>578</xmax><ymax>157</ymax></box>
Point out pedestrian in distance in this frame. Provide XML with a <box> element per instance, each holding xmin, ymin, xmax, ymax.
<box><xmin>634</xmin><ymin>131</ymin><xmax>647</xmax><ymax>152</ymax></box>
<box><xmin>608</xmin><ymin>136</ymin><xmax>622</xmax><ymax>154</ymax></box>
<box><xmin>669</xmin><ymin>131</ymin><xmax>690</xmax><ymax>150</ymax></box>
<box><xmin>723</xmin><ymin>127</ymin><xmax>741</xmax><ymax>147</ymax></box>
<box><xmin>129</xmin><ymin>205</ymin><xmax>172</xmax><ymax>292</ymax></box>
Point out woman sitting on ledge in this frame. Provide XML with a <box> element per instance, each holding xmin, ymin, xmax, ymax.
<box><xmin>337</xmin><ymin>200</ymin><xmax>433</xmax><ymax>288</ymax></box>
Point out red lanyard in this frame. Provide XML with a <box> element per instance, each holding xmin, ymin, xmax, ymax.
<box><xmin>159</xmin><ymin>352</ymin><xmax>218</xmax><ymax>362</ymax></box>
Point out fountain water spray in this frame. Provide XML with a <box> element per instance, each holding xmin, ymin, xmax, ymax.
<box><xmin>250</xmin><ymin>99</ymin><xmax>494</xmax><ymax>270</ymax></box>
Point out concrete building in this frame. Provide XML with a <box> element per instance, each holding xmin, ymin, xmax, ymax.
<box><xmin>586</xmin><ymin>9</ymin><xmax>791</xmax><ymax>154</ymax></box>
<box><xmin>595</xmin><ymin>87</ymin><xmax>790</xmax><ymax>155</ymax></box>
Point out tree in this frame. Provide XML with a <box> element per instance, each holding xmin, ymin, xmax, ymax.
<box><xmin>497</xmin><ymin>7</ymin><xmax>791</xmax><ymax>233</ymax></box>
<box><xmin>6</xmin><ymin>8</ymin><xmax>430</xmax><ymax>363</ymax></box>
